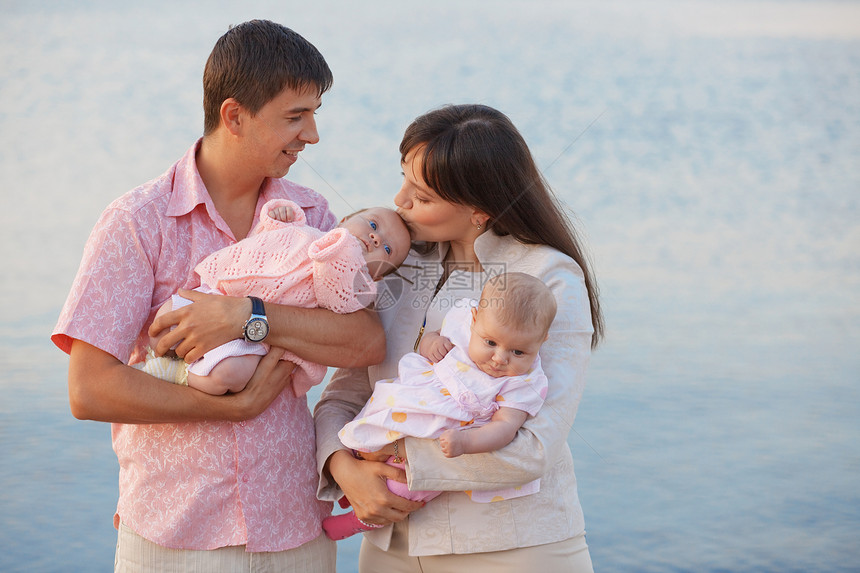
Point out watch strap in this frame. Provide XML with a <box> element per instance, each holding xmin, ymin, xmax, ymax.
<box><xmin>248</xmin><ymin>296</ymin><xmax>265</xmax><ymax>317</ymax></box>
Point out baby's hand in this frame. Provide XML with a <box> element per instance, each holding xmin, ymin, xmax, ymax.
<box><xmin>438</xmin><ymin>429</ymin><xmax>466</xmax><ymax>458</ymax></box>
<box><xmin>269</xmin><ymin>204</ymin><xmax>295</xmax><ymax>223</ymax></box>
<box><xmin>419</xmin><ymin>332</ymin><xmax>454</xmax><ymax>364</ymax></box>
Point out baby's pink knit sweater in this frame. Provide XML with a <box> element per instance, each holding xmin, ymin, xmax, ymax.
<box><xmin>194</xmin><ymin>199</ymin><xmax>375</xmax><ymax>394</ymax></box>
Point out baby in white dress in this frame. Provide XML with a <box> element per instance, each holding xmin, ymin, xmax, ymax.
<box><xmin>325</xmin><ymin>272</ymin><xmax>557</xmax><ymax>540</ymax></box>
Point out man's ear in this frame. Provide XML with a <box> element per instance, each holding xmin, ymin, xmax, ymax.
<box><xmin>220</xmin><ymin>98</ymin><xmax>243</xmax><ymax>136</ymax></box>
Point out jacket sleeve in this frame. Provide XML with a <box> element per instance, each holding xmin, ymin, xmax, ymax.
<box><xmin>313</xmin><ymin>365</ymin><xmax>374</xmax><ymax>500</ymax></box>
<box><xmin>405</xmin><ymin>254</ymin><xmax>593</xmax><ymax>492</ymax></box>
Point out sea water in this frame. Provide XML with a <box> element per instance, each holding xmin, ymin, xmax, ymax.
<box><xmin>1</xmin><ymin>1</ymin><xmax>858</xmax><ymax>571</ymax></box>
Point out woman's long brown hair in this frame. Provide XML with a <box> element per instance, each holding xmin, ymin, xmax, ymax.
<box><xmin>400</xmin><ymin>104</ymin><xmax>604</xmax><ymax>348</ymax></box>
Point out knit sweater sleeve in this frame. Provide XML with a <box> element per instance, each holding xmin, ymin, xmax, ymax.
<box><xmin>308</xmin><ymin>228</ymin><xmax>377</xmax><ymax>313</ymax></box>
<box><xmin>194</xmin><ymin>201</ymin><xmax>318</xmax><ymax>301</ymax></box>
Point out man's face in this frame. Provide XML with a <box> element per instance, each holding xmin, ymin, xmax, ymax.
<box><xmin>241</xmin><ymin>85</ymin><xmax>322</xmax><ymax>179</ymax></box>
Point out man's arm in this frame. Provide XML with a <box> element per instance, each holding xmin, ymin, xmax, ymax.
<box><xmin>149</xmin><ymin>289</ymin><xmax>386</xmax><ymax>366</ymax></box>
<box><xmin>266</xmin><ymin>303</ymin><xmax>386</xmax><ymax>367</ymax></box>
<box><xmin>68</xmin><ymin>339</ymin><xmax>294</xmax><ymax>423</ymax></box>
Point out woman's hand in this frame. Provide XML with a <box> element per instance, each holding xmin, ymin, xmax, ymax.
<box><xmin>149</xmin><ymin>289</ymin><xmax>250</xmax><ymax>363</ymax></box>
<box><xmin>327</xmin><ymin>449</ymin><xmax>424</xmax><ymax>526</ymax></box>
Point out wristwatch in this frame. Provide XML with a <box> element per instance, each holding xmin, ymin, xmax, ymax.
<box><xmin>243</xmin><ymin>296</ymin><xmax>269</xmax><ymax>343</ymax></box>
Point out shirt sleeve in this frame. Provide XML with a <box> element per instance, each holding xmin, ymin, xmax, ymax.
<box><xmin>52</xmin><ymin>207</ymin><xmax>156</xmax><ymax>364</ymax></box>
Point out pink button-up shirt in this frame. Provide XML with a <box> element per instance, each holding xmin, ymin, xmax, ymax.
<box><xmin>52</xmin><ymin>140</ymin><xmax>337</xmax><ymax>551</ymax></box>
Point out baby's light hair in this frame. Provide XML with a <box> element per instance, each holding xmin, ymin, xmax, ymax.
<box><xmin>478</xmin><ymin>272</ymin><xmax>557</xmax><ymax>335</ymax></box>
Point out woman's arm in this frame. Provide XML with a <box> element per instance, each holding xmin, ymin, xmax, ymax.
<box><xmin>149</xmin><ymin>289</ymin><xmax>386</xmax><ymax>367</ymax></box>
<box><xmin>313</xmin><ymin>366</ymin><xmax>424</xmax><ymax>525</ymax></box>
<box><xmin>68</xmin><ymin>339</ymin><xmax>294</xmax><ymax>424</ymax></box>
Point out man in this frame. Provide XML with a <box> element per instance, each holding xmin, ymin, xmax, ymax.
<box><xmin>52</xmin><ymin>20</ymin><xmax>384</xmax><ymax>571</ymax></box>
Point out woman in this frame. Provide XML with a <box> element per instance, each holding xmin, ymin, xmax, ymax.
<box><xmin>314</xmin><ymin>104</ymin><xmax>603</xmax><ymax>572</ymax></box>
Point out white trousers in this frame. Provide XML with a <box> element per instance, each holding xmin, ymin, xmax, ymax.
<box><xmin>115</xmin><ymin>522</ymin><xmax>336</xmax><ymax>573</ymax></box>
<box><xmin>358</xmin><ymin>519</ymin><xmax>594</xmax><ymax>573</ymax></box>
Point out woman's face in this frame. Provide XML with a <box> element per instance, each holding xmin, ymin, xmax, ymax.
<box><xmin>394</xmin><ymin>147</ymin><xmax>480</xmax><ymax>244</ymax></box>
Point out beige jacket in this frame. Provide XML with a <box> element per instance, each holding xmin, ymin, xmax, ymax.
<box><xmin>314</xmin><ymin>231</ymin><xmax>594</xmax><ymax>556</ymax></box>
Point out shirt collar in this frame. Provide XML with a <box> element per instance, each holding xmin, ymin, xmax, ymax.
<box><xmin>164</xmin><ymin>138</ymin><xmax>325</xmax><ymax>239</ymax></box>
<box><xmin>474</xmin><ymin>230</ymin><xmax>525</xmax><ymax>263</ymax></box>
<box><xmin>165</xmin><ymin>138</ymin><xmax>210</xmax><ymax>219</ymax></box>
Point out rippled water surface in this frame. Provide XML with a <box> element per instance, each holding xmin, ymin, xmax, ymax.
<box><xmin>2</xmin><ymin>1</ymin><xmax>858</xmax><ymax>571</ymax></box>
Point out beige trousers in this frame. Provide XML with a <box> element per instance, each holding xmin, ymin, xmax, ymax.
<box><xmin>115</xmin><ymin>522</ymin><xmax>336</xmax><ymax>573</ymax></box>
<box><xmin>358</xmin><ymin>519</ymin><xmax>594</xmax><ymax>573</ymax></box>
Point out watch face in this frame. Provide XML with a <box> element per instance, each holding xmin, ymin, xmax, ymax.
<box><xmin>245</xmin><ymin>318</ymin><xmax>269</xmax><ymax>342</ymax></box>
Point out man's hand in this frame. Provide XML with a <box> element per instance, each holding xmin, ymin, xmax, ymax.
<box><xmin>149</xmin><ymin>289</ymin><xmax>250</xmax><ymax>363</ymax></box>
<box><xmin>222</xmin><ymin>349</ymin><xmax>296</xmax><ymax>421</ymax></box>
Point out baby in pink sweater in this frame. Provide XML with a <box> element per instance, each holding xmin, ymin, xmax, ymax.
<box><xmin>137</xmin><ymin>199</ymin><xmax>411</xmax><ymax>396</ymax></box>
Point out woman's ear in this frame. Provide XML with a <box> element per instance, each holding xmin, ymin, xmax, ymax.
<box><xmin>471</xmin><ymin>209</ymin><xmax>490</xmax><ymax>229</ymax></box>
<box><xmin>220</xmin><ymin>98</ymin><xmax>243</xmax><ymax>136</ymax></box>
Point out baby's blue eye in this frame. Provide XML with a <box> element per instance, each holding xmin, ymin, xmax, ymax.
<box><xmin>486</xmin><ymin>340</ymin><xmax>497</xmax><ymax>347</ymax></box>
<box><xmin>513</xmin><ymin>350</ymin><xmax>525</xmax><ymax>356</ymax></box>
<box><xmin>384</xmin><ymin>245</ymin><xmax>392</xmax><ymax>255</ymax></box>
<box><xmin>369</xmin><ymin>221</ymin><xmax>378</xmax><ymax>230</ymax></box>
